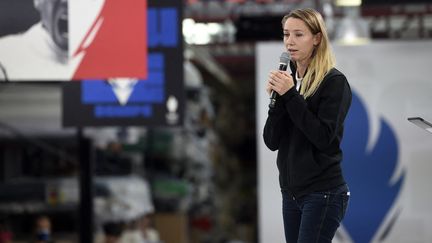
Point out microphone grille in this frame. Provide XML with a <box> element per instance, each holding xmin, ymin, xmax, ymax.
<box><xmin>279</xmin><ymin>52</ymin><xmax>290</xmax><ymax>65</ymax></box>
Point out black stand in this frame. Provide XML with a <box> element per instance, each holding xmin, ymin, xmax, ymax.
<box><xmin>78</xmin><ymin>128</ymin><xmax>94</xmax><ymax>243</ymax></box>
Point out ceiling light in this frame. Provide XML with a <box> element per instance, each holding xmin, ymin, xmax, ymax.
<box><xmin>335</xmin><ymin>0</ymin><xmax>362</xmax><ymax>7</ymax></box>
<box><xmin>334</xmin><ymin>7</ymin><xmax>370</xmax><ymax>45</ymax></box>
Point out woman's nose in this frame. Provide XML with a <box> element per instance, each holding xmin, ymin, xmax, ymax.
<box><xmin>285</xmin><ymin>36</ymin><xmax>294</xmax><ymax>45</ymax></box>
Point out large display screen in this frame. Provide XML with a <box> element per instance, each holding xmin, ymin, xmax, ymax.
<box><xmin>62</xmin><ymin>0</ymin><xmax>184</xmax><ymax>127</ymax></box>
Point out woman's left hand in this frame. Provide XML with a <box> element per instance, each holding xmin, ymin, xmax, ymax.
<box><xmin>268</xmin><ymin>70</ymin><xmax>294</xmax><ymax>96</ymax></box>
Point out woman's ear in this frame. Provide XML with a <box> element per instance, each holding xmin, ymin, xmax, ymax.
<box><xmin>313</xmin><ymin>32</ymin><xmax>322</xmax><ymax>46</ymax></box>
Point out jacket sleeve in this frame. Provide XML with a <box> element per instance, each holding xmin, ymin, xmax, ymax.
<box><xmin>280</xmin><ymin>74</ymin><xmax>352</xmax><ymax>151</ymax></box>
<box><xmin>263</xmin><ymin>99</ymin><xmax>291</xmax><ymax>151</ymax></box>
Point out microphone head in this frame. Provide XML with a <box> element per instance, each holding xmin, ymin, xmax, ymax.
<box><xmin>279</xmin><ymin>52</ymin><xmax>290</xmax><ymax>65</ymax></box>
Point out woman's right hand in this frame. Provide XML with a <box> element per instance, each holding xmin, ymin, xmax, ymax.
<box><xmin>266</xmin><ymin>70</ymin><xmax>294</xmax><ymax>96</ymax></box>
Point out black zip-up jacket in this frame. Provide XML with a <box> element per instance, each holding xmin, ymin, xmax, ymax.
<box><xmin>263</xmin><ymin>64</ymin><xmax>352</xmax><ymax>198</ymax></box>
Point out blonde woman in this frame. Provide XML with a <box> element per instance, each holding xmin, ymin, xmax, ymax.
<box><xmin>263</xmin><ymin>8</ymin><xmax>352</xmax><ymax>243</ymax></box>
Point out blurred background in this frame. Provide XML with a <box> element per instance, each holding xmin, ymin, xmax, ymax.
<box><xmin>1</xmin><ymin>0</ymin><xmax>432</xmax><ymax>242</ymax></box>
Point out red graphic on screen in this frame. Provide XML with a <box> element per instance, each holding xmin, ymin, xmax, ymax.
<box><xmin>73</xmin><ymin>0</ymin><xmax>147</xmax><ymax>79</ymax></box>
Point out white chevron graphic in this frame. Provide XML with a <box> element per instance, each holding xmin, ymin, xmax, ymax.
<box><xmin>108</xmin><ymin>78</ymin><xmax>138</xmax><ymax>105</ymax></box>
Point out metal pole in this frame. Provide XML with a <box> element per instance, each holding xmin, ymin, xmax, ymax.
<box><xmin>78</xmin><ymin>128</ymin><xmax>93</xmax><ymax>243</ymax></box>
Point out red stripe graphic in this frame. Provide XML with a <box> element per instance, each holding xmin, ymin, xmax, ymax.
<box><xmin>73</xmin><ymin>0</ymin><xmax>147</xmax><ymax>80</ymax></box>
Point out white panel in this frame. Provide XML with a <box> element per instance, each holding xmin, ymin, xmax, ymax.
<box><xmin>256</xmin><ymin>42</ymin><xmax>286</xmax><ymax>243</ymax></box>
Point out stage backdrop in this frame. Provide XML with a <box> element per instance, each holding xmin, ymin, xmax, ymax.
<box><xmin>256</xmin><ymin>41</ymin><xmax>432</xmax><ymax>243</ymax></box>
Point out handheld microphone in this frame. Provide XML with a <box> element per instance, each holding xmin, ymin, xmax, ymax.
<box><xmin>269</xmin><ymin>52</ymin><xmax>290</xmax><ymax>108</ymax></box>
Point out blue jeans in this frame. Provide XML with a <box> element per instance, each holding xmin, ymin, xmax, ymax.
<box><xmin>282</xmin><ymin>184</ymin><xmax>350</xmax><ymax>243</ymax></box>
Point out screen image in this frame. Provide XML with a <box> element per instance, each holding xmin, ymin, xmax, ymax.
<box><xmin>0</xmin><ymin>0</ymin><xmax>147</xmax><ymax>81</ymax></box>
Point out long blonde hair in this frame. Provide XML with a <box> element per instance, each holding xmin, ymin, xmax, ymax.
<box><xmin>282</xmin><ymin>8</ymin><xmax>335</xmax><ymax>98</ymax></box>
